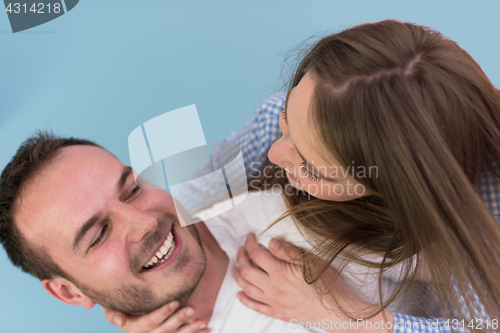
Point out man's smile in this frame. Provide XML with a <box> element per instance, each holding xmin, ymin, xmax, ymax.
<box><xmin>140</xmin><ymin>225</ymin><xmax>182</xmax><ymax>273</ymax></box>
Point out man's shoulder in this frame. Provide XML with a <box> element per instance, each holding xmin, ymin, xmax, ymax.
<box><xmin>199</xmin><ymin>189</ymin><xmax>313</xmax><ymax>252</ymax></box>
<box><xmin>198</xmin><ymin>189</ymin><xmax>287</xmax><ymax>231</ymax></box>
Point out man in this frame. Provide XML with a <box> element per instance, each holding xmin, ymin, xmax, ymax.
<box><xmin>0</xmin><ymin>133</ymin><xmax>332</xmax><ymax>333</ymax></box>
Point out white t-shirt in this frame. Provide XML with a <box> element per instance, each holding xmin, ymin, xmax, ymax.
<box><xmin>200</xmin><ymin>190</ymin><xmax>437</xmax><ymax>332</ymax></box>
<box><xmin>200</xmin><ymin>190</ymin><xmax>327</xmax><ymax>333</ymax></box>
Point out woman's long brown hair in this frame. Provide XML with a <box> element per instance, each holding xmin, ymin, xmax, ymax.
<box><xmin>258</xmin><ymin>20</ymin><xmax>500</xmax><ymax>329</ymax></box>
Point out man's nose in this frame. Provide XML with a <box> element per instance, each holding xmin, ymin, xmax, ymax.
<box><xmin>114</xmin><ymin>203</ymin><xmax>158</xmax><ymax>243</ymax></box>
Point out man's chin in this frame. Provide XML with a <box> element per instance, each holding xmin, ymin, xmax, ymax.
<box><xmin>85</xmin><ymin>274</ymin><xmax>203</xmax><ymax>316</ymax></box>
<box><xmin>82</xmin><ymin>248</ymin><xmax>206</xmax><ymax>314</ymax></box>
<box><xmin>77</xmin><ymin>222</ymin><xmax>207</xmax><ymax>315</ymax></box>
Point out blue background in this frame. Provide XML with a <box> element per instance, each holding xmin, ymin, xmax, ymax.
<box><xmin>1</xmin><ymin>1</ymin><xmax>499</xmax><ymax>332</ymax></box>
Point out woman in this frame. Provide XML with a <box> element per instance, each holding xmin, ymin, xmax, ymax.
<box><xmin>106</xmin><ymin>20</ymin><xmax>500</xmax><ymax>332</ymax></box>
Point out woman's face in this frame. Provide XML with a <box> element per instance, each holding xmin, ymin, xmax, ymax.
<box><xmin>268</xmin><ymin>72</ymin><xmax>369</xmax><ymax>201</ymax></box>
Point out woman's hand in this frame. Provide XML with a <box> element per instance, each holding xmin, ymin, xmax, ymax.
<box><xmin>231</xmin><ymin>233</ymin><xmax>393</xmax><ymax>332</ymax></box>
<box><xmin>102</xmin><ymin>302</ymin><xmax>210</xmax><ymax>333</ymax></box>
<box><xmin>231</xmin><ymin>233</ymin><xmax>332</xmax><ymax>323</ymax></box>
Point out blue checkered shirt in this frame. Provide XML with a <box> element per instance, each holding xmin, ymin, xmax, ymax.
<box><xmin>178</xmin><ymin>92</ymin><xmax>499</xmax><ymax>332</ymax></box>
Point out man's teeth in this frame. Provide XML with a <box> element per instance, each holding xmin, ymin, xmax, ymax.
<box><xmin>144</xmin><ymin>231</ymin><xmax>175</xmax><ymax>269</ymax></box>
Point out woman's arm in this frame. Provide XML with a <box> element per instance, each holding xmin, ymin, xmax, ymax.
<box><xmin>232</xmin><ymin>234</ymin><xmax>394</xmax><ymax>333</ymax></box>
<box><xmin>223</xmin><ymin>91</ymin><xmax>285</xmax><ymax>179</ymax></box>
<box><xmin>392</xmin><ymin>286</ymin><xmax>492</xmax><ymax>333</ymax></box>
<box><xmin>392</xmin><ymin>312</ymin><xmax>483</xmax><ymax>333</ymax></box>
<box><xmin>234</xmin><ymin>235</ymin><xmax>489</xmax><ymax>333</ymax></box>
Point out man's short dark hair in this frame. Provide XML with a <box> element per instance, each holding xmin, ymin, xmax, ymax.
<box><xmin>0</xmin><ymin>131</ymin><xmax>102</xmax><ymax>280</ymax></box>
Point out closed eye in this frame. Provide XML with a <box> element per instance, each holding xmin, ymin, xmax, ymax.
<box><xmin>300</xmin><ymin>162</ymin><xmax>320</xmax><ymax>182</ymax></box>
<box><xmin>126</xmin><ymin>185</ymin><xmax>141</xmax><ymax>200</ymax></box>
<box><xmin>89</xmin><ymin>223</ymin><xmax>108</xmax><ymax>250</ymax></box>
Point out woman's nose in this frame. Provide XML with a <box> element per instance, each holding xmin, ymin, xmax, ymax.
<box><xmin>268</xmin><ymin>136</ymin><xmax>284</xmax><ymax>167</ymax></box>
<box><xmin>268</xmin><ymin>136</ymin><xmax>295</xmax><ymax>170</ymax></box>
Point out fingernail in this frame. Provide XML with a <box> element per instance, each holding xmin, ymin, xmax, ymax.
<box><xmin>199</xmin><ymin>323</ymin><xmax>207</xmax><ymax>329</ymax></box>
<box><xmin>169</xmin><ymin>301</ymin><xmax>179</xmax><ymax>310</ymax></box>
<box><xmin>186</xmin><ymin>308</ymin><xmax>195</xmax><ymax>316</ymax></box>
<box><xmin>115</xmin><ymin>316</ymin><xmax>124</xmax><ymax>327</ymax></box>
<box><xmin>270</xmin><ymin>238</ymin><xmax>281</xmax><ymax>250</ymax></box>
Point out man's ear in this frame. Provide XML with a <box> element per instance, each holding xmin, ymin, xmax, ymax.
<box><xmin>42</xmin><ymin>277</ymin><xmax>96</xmax><ymax>309</ymax></box>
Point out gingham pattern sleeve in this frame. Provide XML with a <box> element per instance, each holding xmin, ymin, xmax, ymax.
<box><xmin>392</xmin><ymin>286</ymin><xmax>492</xmax><ymax>333</ymax></box>
<box><xmin>220</xmin><ymin>91</ymin><xmax>285</xmax><ymax>179</ymax></box>
<box><xmin>392</xmin><ymin>312</ymin><xmax>466</xmax><ymax>333</ymax></box>
<box><xmin>172</xmin><ymin>92</ymin><xmax>285</xmax><ymax>213</ymax></box>
<box><xmin>477</xmin><ymin>156</ymin><xmax>500</xmax><ymax>222</ymax></box>
<box><xmin>392</xmin><ymin>159</ymin><xmax>500</xmax><ymax>332</ymax></box>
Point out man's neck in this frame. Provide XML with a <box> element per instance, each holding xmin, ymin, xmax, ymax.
<box><xmin>185</xmin><ymin>221</ymin><xmax>228</xmax><ymax>321</ymax></box>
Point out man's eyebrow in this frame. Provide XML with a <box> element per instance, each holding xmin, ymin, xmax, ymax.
<box><xmin>118</xmin><ymin>166</ymin><xmax>133</xmax><ymax>192</ymax></box>
<box><xmin>72</xmin><ymin>166</ymin><xmax>132</xmax><ymax>252</ymax></box>
<box><xmin>73</xmin><ymin>214</ymin><xmax>101</xmax><ymax>252</ymax></box>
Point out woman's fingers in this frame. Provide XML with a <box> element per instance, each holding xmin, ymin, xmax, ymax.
<box><xmin>234</xmin><ymin>244</ymin><xmax>269</xmax><ymax>300</ymax></box>
<box><xmin>103</xmin><ymin>302</ymin><xmax>208</xmax><ymax>333</ymax></box>
<box><xmin>232</xmin><ymin>266</ymin><xmax>265</xmax><ymax>300</ymax></box>
<box><xmin>236</xmin><ymin>246</ymin><xmax>269</xmax><ymax>281</ymax></box>
<box><xmin>268</xmin><ymin>238</ymin><xmax>301</xmax><ymax>264</ymax></box>
<box><xmin>102</xmin><ymin>307</ymin><xmax>126</xmax><ymax>327</ymax></box>
<box><xmin>244</xmin><ymin>233</ymin><xmax>284</xmax><ymax>274</ymax></box>
<box><xmin>140</xmin><ymin>301</ymin><xmax>181</xmax><ymax>330</ymax></box>
<box><xmin>149</xmin><ymin>306</ymin><xmax>201</xmax><ymax>333</ymax></box>
<box><xmin>235</xmin><ymin>291</ymin><xmax>273</xmax><ymax>319</ymax></box>
<box><xmin>169</xmin><ymin>320</ymin><xmax>210</xmax><ymax>333</ymax></box>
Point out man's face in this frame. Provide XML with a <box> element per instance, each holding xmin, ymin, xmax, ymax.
<box><xmin>14</xmin><ymin>145</ymin><xmax>206</xmax><ymax>314</ymax></box>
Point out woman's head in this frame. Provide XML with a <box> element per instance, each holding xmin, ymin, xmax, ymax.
<box><xmin>269</xmin><ymin>20</ymin><xmax>500</xmax><ymax>203</ymax></box>
<box><xmin>269</xmin><ymin>72</ymin><xmax>367</xmax><ymax>201</ymax></box>
<box><xmin>269</xmin><ymin>71</ymin><xmax>372</xmax><ymax>201</ymax></box>
<box><xmin>268</xmin><ymin>20</ymin><xmax>500</xmax><ymax>325</ymax></box>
